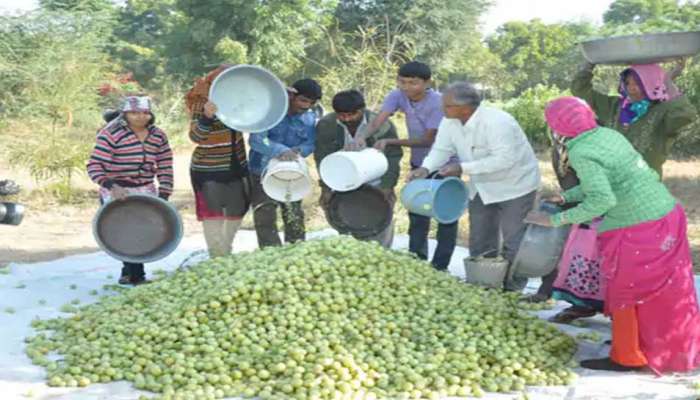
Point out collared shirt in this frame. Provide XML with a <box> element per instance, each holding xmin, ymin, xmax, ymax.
<box><xmin>422</xmin><ymin>105</ymin><xmax>541</xmax><ymax>204</ymax></box>
<box><xmin>381</xmin><ymin>89</ymin><xmax>444</xmax><ymax>166</ymax></box>
<box><xmin>248</xmin><ymin>111</ymin><xmax>317</xmax><ymax>175</ymax></box>
<box><xmin>337</xmin><ymin>114</ymin><xmax>368</xmax><ymax>147</ymax></box>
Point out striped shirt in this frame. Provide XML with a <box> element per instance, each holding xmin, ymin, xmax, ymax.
<box><xmin>189</xmin><ymin>104</ymin><xmax>248</xmax><ymax>180</ymax></box>
<box><xmin>87</xmin><ymin>117</ymin><xmax>174</xmax><ymax>197</ymax></box>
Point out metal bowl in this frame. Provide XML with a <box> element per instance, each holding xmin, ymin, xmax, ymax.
<box><xmin>580</xmin><ymin>31</ymin><xmax>700</xmax><ymax>65</ymax></box>
<box><xmin>327</xmin><ymin>185</ymin><xmax>391</xmax><ymax>239</ymax></box>
<box><xmin>209</xmin><ymin>64</ymin><xmax>289</xmax><ymax>132</ymax></box>
<box><xmin>92</xmin><ymin>194</ymin><xmax>183</xmax><ymax>263</ymax></box>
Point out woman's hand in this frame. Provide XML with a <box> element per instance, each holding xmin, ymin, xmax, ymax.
<box><xmin>203</xmin><ymin>101</ymin><xmax>218</xmax><ymax>119</ymax></box>
<box><xmin>543</xmin><ymin>193</ymin><xmax>565</xmax><ymax>205</ymax></box>
<box><xmin>110</xmin><ymin>185</ymin><xmax>128</xmax><ymax>201</ymax></box>
<box><xmin>524</xmin><ymin>210</ymin><xmax>553</xmax><ymax>227</ymax></box>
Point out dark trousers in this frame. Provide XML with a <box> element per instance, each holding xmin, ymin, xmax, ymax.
<box><xmin>250</xmin><ymin>174</ymin><xmax>305</xmax><ymax>247</ymax></box>
<box><xmin>121</xmin><ymin>262</ymin><xmax>145</xmax><ymax>279</ymax></box>
<box><xmin>408</xmin><ymin>213</ymin><xmax>458</xmax><ymax>270</ymax></box>
<box><xmin>468</xmin><ymin>190</ymin><xmax>537</xmax><ymax>291</ymax></box>
<box><xmin>406</xmin><ymin>166</ymin><xmax>459</xmax><ymax>270</ymax></box>
<box><xmin>98</xmin><ymin>197</ymin><xmax>146</xmax><ymax>280</ymax></box>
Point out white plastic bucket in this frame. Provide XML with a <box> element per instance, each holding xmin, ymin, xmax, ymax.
<box><xmin>262</xmin><ymin>158</ymin><xmax>312</xmax><ymax>202</ymax></box>
<box><xmin>319</xmin><ymin>149</ymin><xmax>388</xmax><ymax>192</ymax></box>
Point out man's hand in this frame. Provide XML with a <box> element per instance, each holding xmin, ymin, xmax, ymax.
<box><xmin>345</xmin><ymin>136</ymin><xmax>367</xmax><ymax>151</ymax></box>
<box><xmin>438</xmin><ymin>163</ymin><xmax>462</xmax><ymax>177</ymax></box>
<box><xmin>203</xmin><ymin>101</ymin><xmax>218</xmax><ymax>119</ymax></box>
<box><xmin>524</xmin><ymin>210</ymin><xmax>553</xmax><ymax>227</ymax></box>
<box><xmin>373</xmin><ymin>139</ymin><xmax>391</xmax><ymax>152</ymax></box>
<box><xmin>380</xmin><ymin>188</ymin><xmax>396</xmax><ymax>206</ymax></box>
<box><xmin>276</xmin><ymin>150</ymin><xmax>298</xmax><ymax>161</ymax></box>
<box><xmin>406</xmin><ymin>167</ymin><xmax>429</xmax><ymax>182</ymax></box>
<box><xmin>110</xmin><ymin>185</ymin><xmax>128</xmax><ymax>201</ymax></box>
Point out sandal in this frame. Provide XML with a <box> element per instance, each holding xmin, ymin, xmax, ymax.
<box><xmin>118</xmin><ymin>275</ymin><xmax>132</xmax><ymax>285</ymax></box>
<box><xmin>549</xmin><ymin>306</ymin><xmax>597</xmax><ymax>324</ymax></box>
<box><xmin>580</xmin><ymin>357</ymin><xmax>644</xmax><ymax>372</ymax></box>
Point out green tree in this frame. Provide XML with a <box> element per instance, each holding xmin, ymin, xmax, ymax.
<box><xmin>603</xmin><ymin>0</ymin><xmax>679</xmax><ymax>24</ymax></box>
<box><xmin>334</xmin><ymin>0</ymin><xmax>489</xmax><ymax>75</ymax></box>
<box><xmin>0</xmin><ymin>10</ymin><xmax>113</xmax><ymax>195</ymax></box>
<box><xmin>487</xmin><ymin>20</ymin><xmax>594</xmax><ymax>96</ymax></box>
<box><xmin>115</xmin><ymin>0</ymin><xmax>338</xmax><ymax>83</ymax></box>
<box><xmin>39</xmin><ymin>0</ymin><xmax>114</xmax><ymax>12</ymax></box>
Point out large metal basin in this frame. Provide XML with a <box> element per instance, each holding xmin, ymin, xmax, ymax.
<box><xmin>92</xmin><ymin>194</ymin><xmax>183</xmax><ymax>263</ymax></box>
<box><xmin>580</xmin><ymin>31</ymin><xmax>700</xmax><ymax>65</ymax></box>
<box><xmin>511</xmin><ymin>203</ymin><xmax>570</xmax><ymax>278</ymax></box>
<box><xmin>209</xmin><ymin>64</ymin><xmax>289</xmax><ymax>133</ymax></box>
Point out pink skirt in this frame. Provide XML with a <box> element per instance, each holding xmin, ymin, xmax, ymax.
<box><xmin>599</xmin><ymin>204</ymin><xmax>700</xmax><ymax>373</ymax></box>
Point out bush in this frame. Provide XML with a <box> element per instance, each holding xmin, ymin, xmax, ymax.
<box><xmin>503</xmin><ymin>84</ymin><xmax>570</xmax><ymax>145</ymax></box>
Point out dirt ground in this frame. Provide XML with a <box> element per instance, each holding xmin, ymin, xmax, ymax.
<box><xmin>1</xmin><ymin>147</ymin><xmax>699</xmax><ymax>269</ymax></box>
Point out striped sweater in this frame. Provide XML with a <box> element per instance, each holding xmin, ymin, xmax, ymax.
<box><xmin>189</xmin><ymin>107</ymin><xmax>248</xmax><ymax>181</ymax></box>
<box><xmin>87</xmin><ymin>117</ymin><xmax>174</xmax><ymax>197</ymax></box>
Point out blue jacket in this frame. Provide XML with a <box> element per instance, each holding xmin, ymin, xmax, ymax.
<box><xmin>248</xmin><ymin>111</ymin><xmax>316</xmax><ymax>175</ymax></box>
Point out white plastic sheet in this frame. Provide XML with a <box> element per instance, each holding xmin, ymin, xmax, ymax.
<box><xmin>1</xmin><ymin>230</ymin><xmax>698</xmax><ymax>399</ymax></box>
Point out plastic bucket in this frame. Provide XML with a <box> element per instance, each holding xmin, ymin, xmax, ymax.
<box><xmin>319</xmin><ymin>149</ymin><xmax>388</xmax><ymax>192</ymax></box>
<box><xmin>92</xmin><ymin>194</ymin><xmax>183</xmax><ymax>263</ymax></box>
<box><xmin>262</xmin><ymin>158</ymin><xmax>312</xmax><ymax>202</ymax></box>
<box><xmin>400</xmin><ymin>177</ymin><xmax>468</xmax><ymax>224</ymax></box>
<box><xmin>327</xmin><ymin>185</ymin><xmax>392</xmax><ymax>239</ymax></box>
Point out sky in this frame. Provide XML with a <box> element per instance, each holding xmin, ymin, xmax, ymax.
<box><xmin>1</xmin><ymin>0</ymin><xmax>615</xmax><ymax>35</ymax></box>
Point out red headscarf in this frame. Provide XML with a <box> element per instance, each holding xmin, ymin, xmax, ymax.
<box><xmin>544</xmin><ymin>96</ymin><xmax>598</xmax><ymax>138</ymax></box>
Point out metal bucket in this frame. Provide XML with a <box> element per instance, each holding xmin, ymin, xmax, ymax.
<box><xmin>510</xmin><ymin>202</ymin><xmax>570</xmax><ymax>278</ymax></box>
<box><xmin>92</xmin><ymin>194</ymin><xmax>183</xmax><ymax>263</ymax></box>
<box><xmin>209</xmin><ymin>64</ymin><xmax>289</xmax><ymax>132</ymax></box>
<box><xmin>581</xmin><ymin>31</ymin><xmax>700</xmax><ymax>65</ymax></box>
<box><xmin>464</xmin><ymin>256</ymin><xmax>509</xmax><ymax>289</ymax></box>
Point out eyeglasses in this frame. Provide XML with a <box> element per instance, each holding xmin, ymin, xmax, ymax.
<box><xmin>443</xmin><ymin>104</ymin><xmax>462</xmax><ymax>108</ymax></box>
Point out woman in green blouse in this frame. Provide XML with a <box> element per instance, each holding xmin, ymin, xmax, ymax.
<box><xmin>526</xmin><ymin>96</ymin><xmax>700</xmax><ymax>374</ymax></box>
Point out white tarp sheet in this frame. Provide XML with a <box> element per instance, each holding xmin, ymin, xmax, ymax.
<box><xmin>1</xmin><ymin>230</ymin><xmax>699</xmax><ymax>399</ymax></box>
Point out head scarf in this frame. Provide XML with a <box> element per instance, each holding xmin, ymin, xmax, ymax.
<box><xmin>619</xmin><ymin>63</ymin><xmax>678</xmax><ymax>125</ymax></box>
<box><xmin>185</xmin><ymin>64</ymin><xmax>232</xmax><ymax>115</ymax></box>
<box><xmin>544</xmin><ymin>96</ymin><xmax>598</xmax><ymax>138</ymax></box>
<box><xmin>121</xmin><ymin>96</ymin><xmax>152</xmax><ymax>113</ymax></box>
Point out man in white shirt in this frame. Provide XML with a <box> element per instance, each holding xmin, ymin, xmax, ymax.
<box><xmin>408</xmin><ymin>81</ymin><xmax>541</xmax><ymax>291</ymax></box>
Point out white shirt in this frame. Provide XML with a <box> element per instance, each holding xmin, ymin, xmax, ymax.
<box><xmin>422</xmin><ymin>105</ymin><xmax>541</xmax><ymax>205</ymax></box>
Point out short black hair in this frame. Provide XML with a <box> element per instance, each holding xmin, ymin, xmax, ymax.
<box><xmin>398</xmin><ymin>61</ymin><xmax>431</xmax><ymax>80</ymax></box>
<box><xmin>292</xmin><ymin>78</ymin><xmax>323</xmax><ymax>101</ymax></box>
<box><xmin>332</xmin><ymin>90</ymin><xmax>366</xmax><ymax>113</ymax></box>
